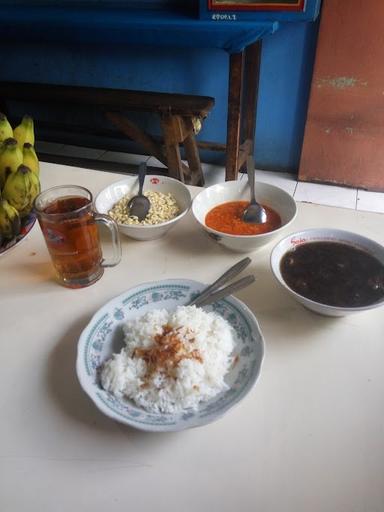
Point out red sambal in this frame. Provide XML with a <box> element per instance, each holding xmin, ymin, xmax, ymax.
<box><xmin>205</xmin><ymin>201</ymin><xmax>281</xmax><ymax>236</ymax></box>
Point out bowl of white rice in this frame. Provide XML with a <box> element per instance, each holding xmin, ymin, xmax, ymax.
<box><xmin>95</xmin><ymin>175</ymin><xmax>192</xmax><ymax>241</ymax></box>
<box><xmin>76</xmin><ymin>279</ymin><xmax>265</xmax><ymax>432</ymax></box>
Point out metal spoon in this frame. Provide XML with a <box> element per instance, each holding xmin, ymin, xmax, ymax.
<box><xmin>242</xmin><ymin>155</ymin><xmax>267</xmax><ymax>224</ymax></box>
<box><xmin>187</xmin><ymin>257</ymin><xmax>252</xmax><ymax>307</ymax></box>
<box><xmin>190</xmin><ymin>274</ymin><xmax>256</xmax><ymax>308</ymax></box>
<box><xmin>127</xmin><ymin>161</ymin><xmax>151</xmax><ymax>221</ymax></box>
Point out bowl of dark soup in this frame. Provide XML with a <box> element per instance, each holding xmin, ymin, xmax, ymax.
<box><xmin>270</xmin><ymin>229</ymin><xmax>384</xmax><ymax>316</ymax></box>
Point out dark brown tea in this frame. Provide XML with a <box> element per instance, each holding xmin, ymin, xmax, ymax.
<box><xmin>38</xmin><ymin>195</ymin><xmax>102</xmax><ymax>287</ymax></box>
<box><xmin>280</xmin><ymin>241</ymin><xmax>384</xmax><ymax>307</ymax></box>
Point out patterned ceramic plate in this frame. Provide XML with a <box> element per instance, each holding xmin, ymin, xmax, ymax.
<box><xmin>76</xmin><ymin>279</ymin><xmax>265</xmax><ymax>432</ymax></box>
<box><xmin>0</xmin><ymin>212</ymin><xmax>37</xmax><ymax>256</ymax></box>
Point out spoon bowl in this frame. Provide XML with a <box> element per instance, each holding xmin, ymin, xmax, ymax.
<box><xmin>95</xmin><ymin>175</ymin><xmax>192</xmax><ymax>241</ymax></box>
<box><xmin>242</xmin><ymin>156</ymin><xmax>267</xmax><ymax>224</ymax></box>
<box><xmin>127</xmin><ymin>161</ymin><xmax>151</xmax><ymax>221</ymax></box>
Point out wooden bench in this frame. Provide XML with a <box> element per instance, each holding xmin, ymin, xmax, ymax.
<box><xmin>0</xmin><ymin>82</ymin><xmax>215</xmax><ymax>186</ymax></box>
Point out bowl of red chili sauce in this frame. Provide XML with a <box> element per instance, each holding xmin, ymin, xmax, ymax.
<box><xmin>192</xmin><ymin>180</ymin><xmax>297</xmax><ymax>253</ymax></box>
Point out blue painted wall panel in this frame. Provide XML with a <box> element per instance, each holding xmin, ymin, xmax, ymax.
<box><xmin>256</xmin><ymin>20</ymin><xmax>319</xmax><ymax>170</ymax></box>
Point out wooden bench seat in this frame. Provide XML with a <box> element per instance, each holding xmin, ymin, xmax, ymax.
<box><xmin>0</xmin><ymin>81</ymin><xmax>215</xmax><ymax>185</ymax></box>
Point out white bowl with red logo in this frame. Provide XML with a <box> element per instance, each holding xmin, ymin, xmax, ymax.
<box><xmin>95</xmin><ymin>175</ymin><xmax>192</xmax><ymax>241</ymax></box>
<box><xmin>270</xmin><ymin>228</ymin><xmax>384</xmax><ymax>316</ymax></box>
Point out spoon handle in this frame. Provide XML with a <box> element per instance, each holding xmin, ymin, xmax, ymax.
<box><xmin>188</xmin><ymin>257</ymin><xmax>251</xmax><ymax>306</ymax></box>
<box><xmin>192</xmin><ymin>275</ymin><xmax>256</xmax><ymax>308</ymax></box>
<box><xmin>247</xmin><ymin>155</ymin><xmax>256</xmax><ymax>205</ymax></box>
<box><xmin>138</xmin><ymin>161</ymin><xmax>147</xmax><ymax>196</ymax></box>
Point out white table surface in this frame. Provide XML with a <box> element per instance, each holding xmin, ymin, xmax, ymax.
<box><xmin>1</xmin><ymin>162</ymin><xmax>384</xmax><ymax>512</ymax></box>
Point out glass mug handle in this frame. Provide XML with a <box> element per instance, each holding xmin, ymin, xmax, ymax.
<box><xmin>94</xmin><ymin>213</ymin><xmax>122</xmax><ymax>267</ymax></box>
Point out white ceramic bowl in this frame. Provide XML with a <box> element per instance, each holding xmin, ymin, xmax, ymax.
<box><xmin>76</xmin><ymin>279</ymin><xmax>265</xmax><ymax>432</ymax></box>
<box><xmin>192</xmin><ymin>180</ymin><xmax>297</xmax><ymax>253</ymax></box>
<box><xmin>270</xmin><ymin>228</ymin><xmax>384</xmax><ymax>317</ymax></box>
<box><xmin>95</xmin><ymin>175</ymin><xmax>192</xmax><ymax>241</ymax></box>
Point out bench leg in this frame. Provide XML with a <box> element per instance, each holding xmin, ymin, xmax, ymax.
<box><xmin>164</xmin><ymin>143</ymin><xmax>184</xmax><ymax>182</ymax></box>
<box><xmin>226</xmin><ymin>50</ymin><xmax>245</xmax><ymax>181</ymax></box>
<box><xmin>184</xmin><ymin>134</ymin><xmax>205</xmax><ymax>186</ymax></box>
<box><xmin>243</xmin><ymin>41</ymin><xmax>262</xmax><ymax>165</ymax></box>
<box><xmin>182</xmin><ymin>117</ymin><xmax>205</xmax><ymax>186</ymax></box>
<box><xmin>108</xmin><ymin>111</ymin><xmax>193</xmax><ymax>181</ymax></box>
<box><xmin>106</xmin><ymin>111</ymin><xmax>166</xmax><ymax>164</ymax></box>
<box><xmin>160</xmin><ymin>114</ymin><xmax>185</xmax><ymax>182</ymax></box>
<box><xmin>161</xmin><ymin>113</ymin><xmax>207</xmax><ymax>184</ymax></box>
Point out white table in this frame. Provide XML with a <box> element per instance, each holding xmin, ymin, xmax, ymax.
<box><xmin>1</xmin><ymin>162</ymin><xmax>384</xmax><ymax>512</ymax></box>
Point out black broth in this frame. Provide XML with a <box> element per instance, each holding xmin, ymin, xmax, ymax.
<box><xmin>280</xmin><ymin>241</ymin><xmax>384</xmax><ymax>307</ymax></box>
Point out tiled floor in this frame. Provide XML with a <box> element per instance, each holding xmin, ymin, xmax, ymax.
<box><xmin>35</xmin><ymin>142</ymin><xmax>384</xmax><ymax>214</ymax></box>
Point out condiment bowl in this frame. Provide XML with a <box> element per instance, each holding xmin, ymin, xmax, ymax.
<box><xmin>270</xmin><ymin>228</ymin><xmax>384</xmax><ymax>316</ymax></box>
<box><xmin>95</xmin><ymin>175</ymin><xmax>192</xmax><ymax>241</ymax></box>
<box><xmin>192</xmin><ymin>180</ymin><xmax>297</xmax><ymax>253</ymax></box>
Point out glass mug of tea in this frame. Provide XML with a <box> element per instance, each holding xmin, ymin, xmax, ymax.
<box><xmin>34</xmin><ymin>185</ymin><xmax>121</xmax><ymax>288</ymax></box>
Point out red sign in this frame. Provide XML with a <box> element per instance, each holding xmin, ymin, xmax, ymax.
<box><xmin>208</xmin><ymin>0</ymin><xmax>305</xmax><ymax>11</ymax></box>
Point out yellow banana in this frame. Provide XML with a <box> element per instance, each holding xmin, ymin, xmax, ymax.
<box><xmin>0</xmin><ymin>196</ymin><xmax>21</xmax><ymax>239</ymax></box>
<box><xmin>3</xmin><ymin>164</ymin><xmax>40</xmax><ymax>217</ymax></box>
<box><xmin>28</xmin><ymin>166</ymin><xmax>41</xmax><ymax>200</ymax></box>
<box><xmin>13</xmin><ymin>115</ymin><xmax>35</xmax><ymax>148</ymax></box>
<box><xmin>23</xmin><ymin>143</ymin><xmax>39</xmax><ymax>176</ymax></box>
<box><xmin>0</xmin><ymin>138</ymin><xmax>23</xmax><ymax>189</ymax></box>
<box><xmin>0</xmin><ymin>113</ymin><xmax>13</xmax><ymax>143</ymax></box>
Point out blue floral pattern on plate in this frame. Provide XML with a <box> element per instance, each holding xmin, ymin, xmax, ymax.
<box><xmin>76</xmin><ymin>279</ymin><xmax>264</xmax><ymax>432</ymax></box>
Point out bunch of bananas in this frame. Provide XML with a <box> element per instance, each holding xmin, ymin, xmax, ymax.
<box><xmin>0</xmin><ymin>113</ymin><xmax>40</xmax><ymax>246</ymax></box>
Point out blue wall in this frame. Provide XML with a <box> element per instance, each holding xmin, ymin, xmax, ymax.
<box><xmin>0</xmin><ymin>10</ymin><xmax>319</xmax><ymax>173</ymax></box>
<box><xmin>257</xmin><ymin>20</ymin><xmax>319</xmax><ymax>171</ymax></box>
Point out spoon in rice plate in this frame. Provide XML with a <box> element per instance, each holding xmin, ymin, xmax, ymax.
<box><xmin>127</xmin><ymin>161</ymin><xmax>151</xmax><ymax>221</ymax></box>
<box><xmin>191</xmin><ymin>274</ymin><xmax>256</xmax><ymax>308</ymax></box>
<box><xmin>242</xmin><ymin>155</ymin><xmax>267</xmax><ymax>224</ymax></box>
<box><xmin>188</xmin><ymin>257</ymin><xmax>255</xmax><ymax>308</ymax></box>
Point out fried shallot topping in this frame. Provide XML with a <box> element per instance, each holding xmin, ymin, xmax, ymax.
<box><xmin>132</xmin><ymin>324</ymin><xmax>203</xmax><ymax>382</ymax></box>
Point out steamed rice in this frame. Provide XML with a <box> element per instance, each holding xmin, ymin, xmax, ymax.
<box><xmin>101</xmin><ymin>305</ymin><xmax>235</xmax><ymax>413</ymax></box>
